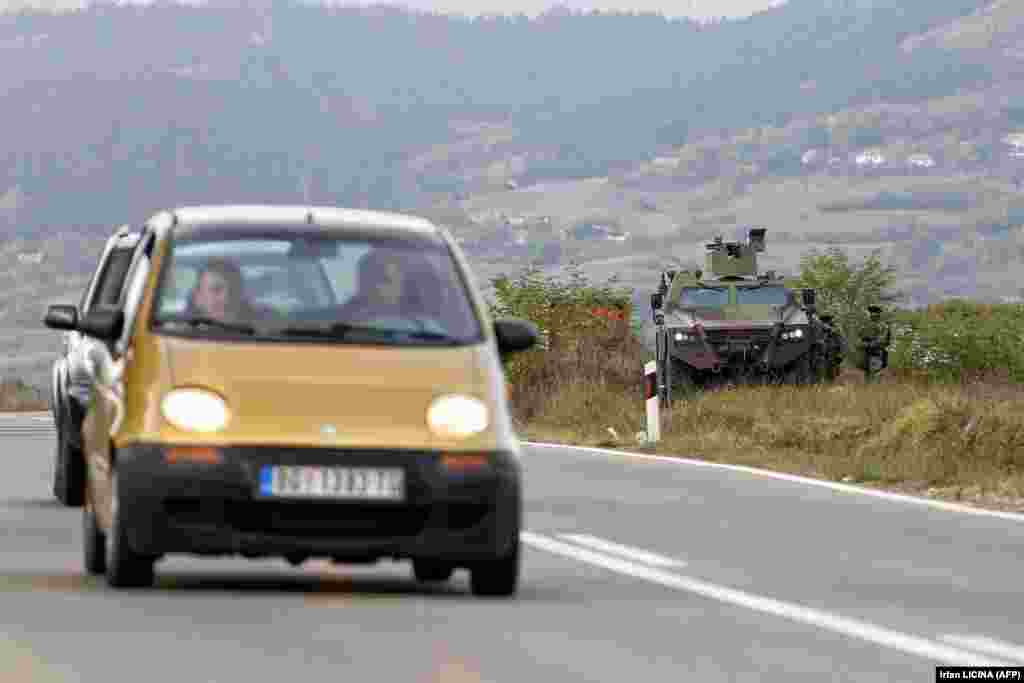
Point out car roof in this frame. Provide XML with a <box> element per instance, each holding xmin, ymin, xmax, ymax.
<box><xmin>150</xmin><ymin>205</ymin><xmax>441</xmax><ymax>241</ymax></box>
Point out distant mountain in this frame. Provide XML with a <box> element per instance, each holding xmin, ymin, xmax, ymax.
<box><xmin>0</xmin><ymin>0</ymin><xmax>995</xmax><ymax>236</ymax></box>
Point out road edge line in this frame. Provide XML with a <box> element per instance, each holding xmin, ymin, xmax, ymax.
<box><xmin>523</xmin><ymin>441</ymin><xmax>1024</xmax><ymax>524</ymax></box>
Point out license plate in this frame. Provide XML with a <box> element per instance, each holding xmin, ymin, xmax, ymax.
<box><xmin>258</xmin><ymin>466</ymin><xmax>405</xmax><ymax>501</ymax></box>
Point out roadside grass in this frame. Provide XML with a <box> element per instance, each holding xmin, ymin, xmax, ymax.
<box><xmin>511</xmin><ymin>338</ymin><xmax>1024</xmax><ymax>512</ymax></box>
<box><xmin>0</xmin><ymin>378</ymin><xmax>48</xmax><ymax>412</ymax></box>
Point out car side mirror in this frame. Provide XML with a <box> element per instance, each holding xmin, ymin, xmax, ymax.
<box><xmin>78</xmin><ymin>307</ymin><xmax>124</xmax><ymax>342</ymax></box>
<box><xmin>43</xmin><ymin>304</ymin><xmax>78</xmax><ymax>331</ymax></box>
<box><xmin>650</xmin><ymin>292</ymin><xmax>663</xmax><ymax>311</ymax></box>
<box><xmin>494</xmin><ymin>317</ymin><xmax>539</xmax><ymax>354</ymax></box>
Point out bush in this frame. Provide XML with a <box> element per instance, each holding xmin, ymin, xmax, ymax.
<box><xmin>890</xmin><ymin>301</ymin><xmax>1024</xmax><ymax>383</ymax></box>
<box><xmin>795</xmin><ymin>246</ymin><xmax>900</xmax><ymax>362</ymax></box>
<box><xmin>487</xmin><ymin>263</ymin><xmax>643</xmax><ymax>422</ymax></box>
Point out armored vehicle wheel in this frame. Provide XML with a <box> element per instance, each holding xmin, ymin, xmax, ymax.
<box><xmin>785</xmin><ymin>356</ymin><xmax>815</xmax><ymax>386</ymax></box>
<box><xmin>668</xmin><ymin>359</ymin><xmax>699</xmax><ymax>403</ymax></box>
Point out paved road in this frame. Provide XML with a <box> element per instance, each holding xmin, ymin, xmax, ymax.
<box><xmin>1</xmin><ymin>414</ymin><xmax>1022</xmax><ymax>682</ymax></box>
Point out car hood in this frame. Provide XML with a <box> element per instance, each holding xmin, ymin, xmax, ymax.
<box><xmin>154</xmin><ymin>335</ymin><xmax>499</xmax><ymax>450</ymax></box>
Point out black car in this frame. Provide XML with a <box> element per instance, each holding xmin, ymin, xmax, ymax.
<box><xmin>43</xmin><ymin>226</ymin><xmax>140</xmax><ymax>506</ymax></box>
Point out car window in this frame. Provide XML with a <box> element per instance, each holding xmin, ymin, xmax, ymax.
<box><xmin>161</xmin><ymin>248</ymin><xmax>330</xmax><ymax>315</ymax></box>
<box><xmin>114</xmin><ymin>233</ymin><xmax>154</xmax><ymax>355</ymax></box>
<box><xmin>735</xmin><ymin>287</ymin><xmax>790</xmax><ymax>305</ymax></box>
<box><xmin>150</xmin><ymin>229</ymin><xmax>484</xmax><ymax>346</ymax></box>
<box><xmin>678</xmin><ymin>287</ymin><xmax>729</xmax><ymax>307</ymax></box>
<box><xmin>91</xmin><ymin>246</ymin><xmax>136</xmax><ymax>309</ymax></box>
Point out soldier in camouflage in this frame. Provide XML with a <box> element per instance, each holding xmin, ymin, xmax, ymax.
<box><xmin>858</xmin><ymin>306</ymin><xmax>892</xmax><ymax>383</ymax></box>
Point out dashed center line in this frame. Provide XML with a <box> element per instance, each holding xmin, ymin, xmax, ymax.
<box><xmin>558</xmin><ymin>533</ymin><xmax>687</xmax><ymax>568</ymax></box>
<box><xmin>940</xmin><ymin>635</ymin><xmax>1024</xmax><ymax>665</ymax></box>
<box><xmin>521</xmin><ymin>531</ymin><xmax>1015</xmax><ymax>668</ymax></box>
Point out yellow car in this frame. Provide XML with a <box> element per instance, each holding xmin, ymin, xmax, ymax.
<box><xmin>55</xmin><ymin>205</ymin><xmax>538</xmax><ymax>594</ymax></box>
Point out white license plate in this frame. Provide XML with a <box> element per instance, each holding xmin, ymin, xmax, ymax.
<box><xmin>258</xmin><ymin>466</ymin><xmax>405</xmax><ymax>501</ymax></box>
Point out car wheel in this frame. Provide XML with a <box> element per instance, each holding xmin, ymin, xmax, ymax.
<box><xmin>412</xmin><ymin>559</ymin><xmax>455</xmax><ymax>583</ymax></box>
<box><xmin>53</xmin><ymin>411</ymin><xmax>85</xmax><ymax>508</ymax></box>
<box><xmin>83</xmin><ymin>497</ymin><xmax>106</xmax><ymax>575</ymax></box>
<box><xmin>105</xmin><ymin>471</ymin><xmax>155</xmax><ymax>588</ymax></box>
<box><xmin>52</xmin><ymin>420</ymin><xmax>69</xmax><ymax>505</ymax></box>
<box><xmin>469</xmin><ymin>539</ymin><xmax>519</xmax><ymax>597</ymax></box>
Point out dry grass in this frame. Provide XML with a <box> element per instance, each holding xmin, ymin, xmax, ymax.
<box><xmin>0</xmin><ymin>378</ymin><xmax>48</xmax><ymax>412</ymax></box>
<box><xmin>512</xmin><ymin>338</ymin><xmax>1024</xmax><ymax>513</ymax></box>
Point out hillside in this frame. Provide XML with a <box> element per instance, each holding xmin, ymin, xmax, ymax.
<box><xmin>4</xmin><ymin>0</ymin><xmax>1024</xmax><ymax>387</ymax></box>
<box><xmin>432</xmin><ymin>0</ymin><xmax>1024</xmax><ymax>310</ymax></box>
<box><xmin>0</xmin><ymin>0</ymin><xmax>993</xmax><ymax>229</ymax></box>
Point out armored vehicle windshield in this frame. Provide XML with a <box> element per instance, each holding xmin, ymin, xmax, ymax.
<box><xmin>735</xmin><ymin>286</ymin><xmax>790</xmax><ymax>305</ymax></box>
<box><xmin>678</xmin><ymin>286</ymin><xmax>729</xmax><ymax>308</ymax></box>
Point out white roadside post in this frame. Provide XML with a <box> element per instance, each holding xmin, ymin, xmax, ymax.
<box><xmin>644</xmin><ymin>360</ymin><xmax>660</xmax><ymax>443</ymax></box>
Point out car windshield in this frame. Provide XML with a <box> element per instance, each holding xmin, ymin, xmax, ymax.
<box><xmin>736</xmin><ymin>286</ymin><xmax>790</xmax><ymax>305</ymax></box>
<box><xmin>677</xmin><ymin>287</ymin><xmax>729</xmax><ymax>307</ymax></box>
<box><xmin>149</xmin><ymin>229</ymin><xmax>484</xmax><ymax>346</ymax></box>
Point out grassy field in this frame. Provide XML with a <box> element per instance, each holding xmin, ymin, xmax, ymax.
<box><xmin>0</xmin><ymin>378</ymin><xmax>47</xmax><ymax>412</ymax></box>
<box><xmin>503</xmin><ymin>287</ymin><xmax>1024</xmax><ymax>513</ymax></box>
<box><xmin>516</xmin><ymin>371</ymin><xmax>1024</xmax><ymax>513</ymax></box>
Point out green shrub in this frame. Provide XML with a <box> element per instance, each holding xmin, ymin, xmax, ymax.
<box><xmin>890</xmin><ymin>301</ymin><xmax>1024</xmax><ymax>382</ymax></box>
<box><xmin>487</xmin><ymin>263</ymin><xmax>642</xmax><ymax>420</ymax></box>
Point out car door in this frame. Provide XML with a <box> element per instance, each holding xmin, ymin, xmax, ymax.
<box><xmin>83</xmin><ymin>229</ymin><xmax>156</xmax><ymax>529</ymax></box>
<box><xmin>51</xmin><ymin>239</ymin><xmax>109</xmax><ymax>424</ymax></box>
<box><xmin>67</xmin><ymin>240</ymin><xmax>138</xmax><ymax>419</ymax></box>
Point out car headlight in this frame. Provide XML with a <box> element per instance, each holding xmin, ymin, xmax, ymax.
<box><xmin>427</xmin><ymin>394</ymin><xmax>489</xmax><ymax>439</ymax></box>
<box><xmin>161</xmin><ymin>388</ymin><xmax>230</xmax><ymax>433</ymax></box>
<box><xmin>673</xmin><ymin>330</ymin><xmax>697</xmax><ymax>343</ymax></box>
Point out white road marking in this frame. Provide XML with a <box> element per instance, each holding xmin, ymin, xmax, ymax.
<box><xmin>525</xmin><ymin>442</ymin><xmax>1024</xmax><ymax>524</ymax></box>
<box><xmin>558</xmin><ymin>533</ymin><xmax>686</xmax><ymax>568</ymax></box>
<box><xmin>520</xmin><ymin>531</ymin><xmax>1015</xmax><ymax>667</ymax></box>
<box><xmin>940</xmin><ymin>635</ymin><xmax>1024</xmax><ymax>665</ymax></box>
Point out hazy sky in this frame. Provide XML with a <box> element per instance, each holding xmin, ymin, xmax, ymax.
<box><xmin>0</xmin><ymin>0</ymin><xmax>779</xmax><ymax>20</ymax></box>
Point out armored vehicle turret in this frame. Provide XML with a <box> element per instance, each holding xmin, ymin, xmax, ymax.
<box><xmin>649</xmin><ymin>228</ymin><xmax>847</xmax><ymax>403</ymax></box>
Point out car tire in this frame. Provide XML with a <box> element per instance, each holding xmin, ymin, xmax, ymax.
<box><xmin>469</xmin><ymin>539</ymin><xmax>519</xmax><ymax>597</ymax></box>
<box><xmin>83</xmin><ymin>497</ymin><xmax>106</xmax><ymax>575</ymax></box>
<box><xmin>412</xmin><ymin>559</ymin><xmax>455</xmax><ymax>583</ymax></box>
<box><xmin>53</xmin><ymin>411</ymin><xmax>85</xmax><ymax>508</ymax></box>
<box><xmin>52</xmin><ymin>420</ymin><xmax>69</xmax><ymax>505</ymax></box>
<box><xmin>105</xmin><ymin>471</ymin><xmax>155</xmax><ymax>589</ymax></box>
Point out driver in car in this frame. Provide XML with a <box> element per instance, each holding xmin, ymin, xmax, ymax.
<box><xmin>339</xmin><ymin>248</ymin><xmax>427</xmax><ymax>322</ymax></box>
<box><xmin>187</xmin><ymin>257</ymin><xmax>257</xmax><ymax>322</ymax></box>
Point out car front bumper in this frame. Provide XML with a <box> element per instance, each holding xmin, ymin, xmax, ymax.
<box><xmin>114</xmin><ymin>443</ymin><xmax>521</xmax><ymax>564</ymax></box>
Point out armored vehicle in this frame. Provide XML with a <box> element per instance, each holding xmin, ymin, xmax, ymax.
<box><xmin>649</xmin><ymin>228</ymin><xmax>846</xmax><ymax>403</ymax></box>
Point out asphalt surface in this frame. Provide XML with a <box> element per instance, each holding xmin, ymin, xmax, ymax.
<box><xmin>2</xmin><ymin>413</ymin><xmax>1023</xmax><ymax>682</ymax></box>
